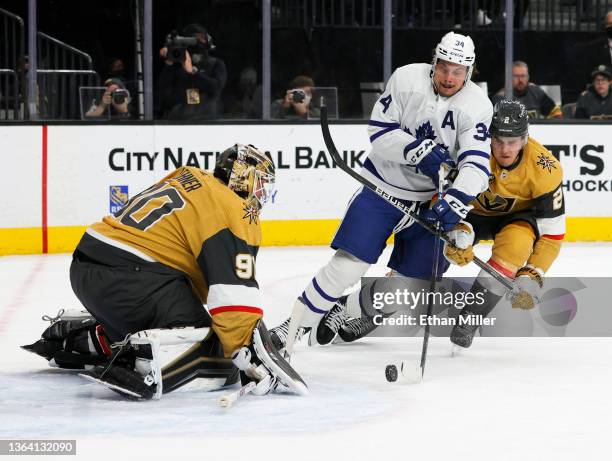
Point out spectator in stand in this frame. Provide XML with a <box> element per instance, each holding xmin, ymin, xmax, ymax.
<box><xmin>270</xmin><ymin>75</ymin><xmax>320</xmax><ymax>120</ymax></box>
<box><xmin>605</xmin><ymin>11</ymin><xmax>612</xmax><ymax>65</ymax></box>
<box><xmin>105</xmin><ymin>57</ymin><xmax>127</xmax><ymax>81</ymax></box>
<box><xmin>84</xmin><ymin>78</ymin><xmax>132</xmax><ymax>119</ymax></box>
<box><xmin>238</xmin><ymin>67</ymin><xmax>262</xmax><ymax>119</ymax></box>
<box><xmin>568</xmin><ymin>10</ymin><xmax>612</xmax><ymax>89</ymax></box>
<box><xmin>157</xmin><ymin>23</ymin><xmax>227</xmax><ymax>120</ymax></box>
<box><xmin>596</xmin><ymin>10</ymin><xmax>612</xmax><ymax>67</ymax></box>
<box><xmin>575</xmin><ymin>65</ymin><xmax>612</xmax><ymax>119</ymax></box>
<box><xmin>492</xmin><ymin>61</ymin><xmax>562</xmax><ymax>119</ymax></box>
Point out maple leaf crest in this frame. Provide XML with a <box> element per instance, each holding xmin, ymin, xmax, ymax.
<box><xmin>415</xmin><ymin>121</ymin><xmax>436</xmax><ymax>140</ymax></box>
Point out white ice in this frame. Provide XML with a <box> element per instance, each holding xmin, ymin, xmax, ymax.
<box><xmin>1</xmin><ymin>243</ymin><xmax>611</xmax><ymax>461</ymax></box>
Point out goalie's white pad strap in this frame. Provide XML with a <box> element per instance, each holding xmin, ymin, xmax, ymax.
<box><xmin>129</xmin><ymin>327</ymin><xmax>210</xmax><ymax>346</ymax></box>
<box><xmin>445</xmin><ymin>192</ymin><xmax>473</xmax><ymax>219</ymax></box>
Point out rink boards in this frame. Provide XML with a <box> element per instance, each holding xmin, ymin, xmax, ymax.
<box><xmin>1</xmin><ymin>122</ymin><xmax>611</xmax><ymax>254</ymax></box>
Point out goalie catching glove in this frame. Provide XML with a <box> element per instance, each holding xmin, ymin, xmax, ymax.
<box><xmin>443</xmin><ymin>221</ymin><xmax>475</xmax><ymax>266</ymax></box>
<box><xmin>509</xmin><ymin>266</ymin><xmax>543</xmax><ymax>310</ymax></box>
<box><xmin>403</xmin><ymin>138</ymin><xmax>456</xmax><ymax>185</ymax></box>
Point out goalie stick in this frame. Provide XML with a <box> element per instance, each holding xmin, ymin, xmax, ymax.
<box><xmin>319</xmin><ymin>106</ymin><xmax>513</xmax><ymax>292</ymax></box>
<box><xmin>218</xmin><ymin>381</ymin><xmax>256</xmax><ymax>408</ymax></box>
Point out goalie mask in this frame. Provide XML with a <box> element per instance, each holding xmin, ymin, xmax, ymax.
<box><xmin>214</xmin><ymin>144</ymin><xmax>276</xmax><ymax>210</ymax></box>
<box><xmin>431</xmin><ymin>31</ymin><xmax>476</xmax><ymax>85</ymax></box>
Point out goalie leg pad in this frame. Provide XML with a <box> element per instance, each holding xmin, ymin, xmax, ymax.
<box><xmin>80</xmin><ymin>327</ymin><xmax>238</xmax><ymax>400</ymax></box>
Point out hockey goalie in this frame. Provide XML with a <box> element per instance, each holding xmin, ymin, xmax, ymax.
<box><xmin>22</xmin><ymin>144</ymin><xmax>307</xmax><ymax>400</ymax></box>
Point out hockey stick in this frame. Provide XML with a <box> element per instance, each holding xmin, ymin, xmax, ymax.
<box><xmin>417</xmin><ymin>164</ymin><xmax>447</xmax><ymax>379</ymax></box>
<box><xmin>319</xmin><ymin>106</ymin><xmax>513</xmax><ymax>292</ymax></box>
<box><xmin>218</xmin><ymin>380</ymin><xmax>256</xmax><ymax>408</ymax></box>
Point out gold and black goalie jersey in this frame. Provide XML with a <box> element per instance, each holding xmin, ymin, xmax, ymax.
<box><xmin>87</xmin><ymin>167</ymin><xmax>264</xmax><ymax>356</ymax></box>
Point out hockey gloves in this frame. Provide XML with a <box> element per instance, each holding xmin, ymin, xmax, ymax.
<box><xmin>423</xmin><ymin>189</ymin><xmax>474</xmax><ymax>233</ymax></box>
<box><xmin>232</xmin><ymin>346</ymin><xmax>278</xmax><ymax>396</ymax></box>
<box><xmin>443</xmin><ymin>221</ymin><xmax>475</xmax><ymax>266</ymax></box>
<box><xmin>509</xmin><ymin>266</ymin><xmax>543</xmax><ymax>310</ymax></box>
<box><xmin>404</xmin><ymin>138</ymin><xmax>455</xmax><ymax>185</ymax></box>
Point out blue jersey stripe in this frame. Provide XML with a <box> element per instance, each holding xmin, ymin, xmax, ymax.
<box><xmin>369</xmin><ymin>120</ymin><xmax>400</xmax><ymax>129</ymax></box>
<box><xmin>370</xmin><ymin>126</ymin><xmax>398</xmax><ymax>143</ymax></box>
<box><xmin>312</xmin><ymin>278</ymin><xmax>339</xmax><ymax>303</ymax></box>
<box><xmin>462</xmin><ymin>161</ymin><xmax>490</xmax><ymax>177</ymax></box>
<box><xmin>363</xmin><ymin>158</ymin><xmax>436</xmax><ymax>193</ymax></box>
<box><xmin>301</xmin><ymin>292</ymin><xmax>327</xmax><ymax>315</ymax></box>
<box><xmin>457</xmin><ymin>149</ymin><xmax>490</xmax><ymax>164</ymax></box>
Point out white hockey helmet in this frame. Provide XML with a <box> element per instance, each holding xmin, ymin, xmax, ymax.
<box><xmin>432</xmin><ymin>32</ymin><xmax>476</xmax><ymax>84</ymax></box>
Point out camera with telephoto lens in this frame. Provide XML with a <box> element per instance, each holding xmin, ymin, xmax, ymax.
<box><xmin>112</xmin><ymin>89</ymin><xmax>129</xmax><ymax>105</ymax></box>
<box><xmin>165</xmin><ymin>32</ymin><xmax>198</xmax><ymax>64</ymax></box>
<box><xmin>290</xmin><ymin>89</ymin><xmax>306</xmax><ymax>104</ymax></box>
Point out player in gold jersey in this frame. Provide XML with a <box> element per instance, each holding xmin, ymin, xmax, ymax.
<box><xmin>24</xmin><ymin>144</ymin><xmax>308</xmax><ymax>399</ymax></box>
<box><xmin>446</xmin><ymin>99</ymin><xmax>565</xmax><ymax>348</ymax></box>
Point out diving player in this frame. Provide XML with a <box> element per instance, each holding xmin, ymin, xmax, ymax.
<box><xmin>271</xmin><ymin>31</ymin><xmax>493</xmax><ymax>349</ymax></box>
<box><xmin>23</xmin><ymin>144</ymin><xmax>307</xmax><ymax>399</ymax></box>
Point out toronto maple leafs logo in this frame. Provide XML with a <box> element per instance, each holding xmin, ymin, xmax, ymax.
<box><xmin>536</xmin><ymin>153</ymin><xmax>557</xmax><ymax>173</ymax></box>
<box><xmin>243</xmin><ymin>203</ymin><xmax>260</xmax><ymax>224</ymax></box>
<box><xmin>407</xmin><ymin>121</ymin><xmax>448</xmax><ymax>150</ymax></box>
<box><xmin>415</xmin><ymin>121</ymin><xmax>436</xmax><ymax>140</ymax></box>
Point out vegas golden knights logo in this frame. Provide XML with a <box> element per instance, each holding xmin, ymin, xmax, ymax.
<box><xmin>476</xmin><ymin>190</ymin><xmax>516</xmax><ymax>213</ymax></box>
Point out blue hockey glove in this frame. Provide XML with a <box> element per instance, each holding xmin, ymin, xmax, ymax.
<box><xmin>423</xmin><ymin>189</ymin><xmax>474</xmax><ymax>233</ymax></box>
<box><xmin>403</xmin><ymin>138</ymin><xmax>456</xmax><ymax>184</ymax></box>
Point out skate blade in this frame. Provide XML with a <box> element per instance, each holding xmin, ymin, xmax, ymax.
<box><xmin>79</xmin><ymin>372</ymin><xmax>143</xmax><ymax>399</ymax></box>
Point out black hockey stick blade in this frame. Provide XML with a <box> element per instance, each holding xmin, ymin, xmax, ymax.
<box><xmin>319</xmin><ymin>106</ymin><xmax>513</xmax><ymax>291</ymax></box>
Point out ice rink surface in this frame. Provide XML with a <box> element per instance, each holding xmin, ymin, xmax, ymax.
<box><xmin>1</xmin><ymin>243</ymin><xmax>611</xmax><ymax>461</ymax></box>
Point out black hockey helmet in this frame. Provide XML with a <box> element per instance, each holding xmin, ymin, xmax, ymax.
<box><xmin>214</xmin><ymin>144</ymin><xmax>275</xmax><ymax>210</ymax></box>
<box><xmin>490</xmin><ymin>99</ymin><xmax>528</xmax><ymax>138</ymax></box>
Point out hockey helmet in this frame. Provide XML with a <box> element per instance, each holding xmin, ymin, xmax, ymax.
<box><xmin>433</xmin><ymin>32</ymin><xmax>476</xmax><ymax>83</ymax></box>
<box><xmin>490</xmin><ymin>99</ymin><xmax>529</xmax><ymax>138</ymax></box>
<box><xmin>214</xmin><ymin>144</ymin><xmax>275</xmax><ymax>210</ymax></box>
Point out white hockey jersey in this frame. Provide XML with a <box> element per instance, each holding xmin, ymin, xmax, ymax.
<box><xmin>365</xmin><ymin>63</ymin><xmax>493</xmax><ymax>201</ymax></box>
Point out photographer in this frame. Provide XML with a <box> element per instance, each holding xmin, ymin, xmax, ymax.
<box><xmin>85</xmin><ymin>78</ymin><xmax>132</xmax><ymax>119</ymax></box>
<box><xmin>271</xmin><ymin>75</ymin><xmax>320</xmax><ymax>120</ymax></box>
<box><xmin>157</xmin><ymin>23</ymin><xmax>227</xmax><ymax>120</ymax></box>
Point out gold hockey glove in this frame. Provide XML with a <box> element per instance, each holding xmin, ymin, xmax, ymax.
<box><xmin>510</xmin><ymin>266</ymin><xmax>543</xmax><ymax>310</ymax></box>
<box><xmin>443</xmin><ymin>222</ymin><xmax>475</xmax><ymax>266</ymax></box>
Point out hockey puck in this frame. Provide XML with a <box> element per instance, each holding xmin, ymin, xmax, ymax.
<box><xmin>385</xmin><ymin>364</ymin><xmax>398</xmax><ymax>382</ymax></box>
